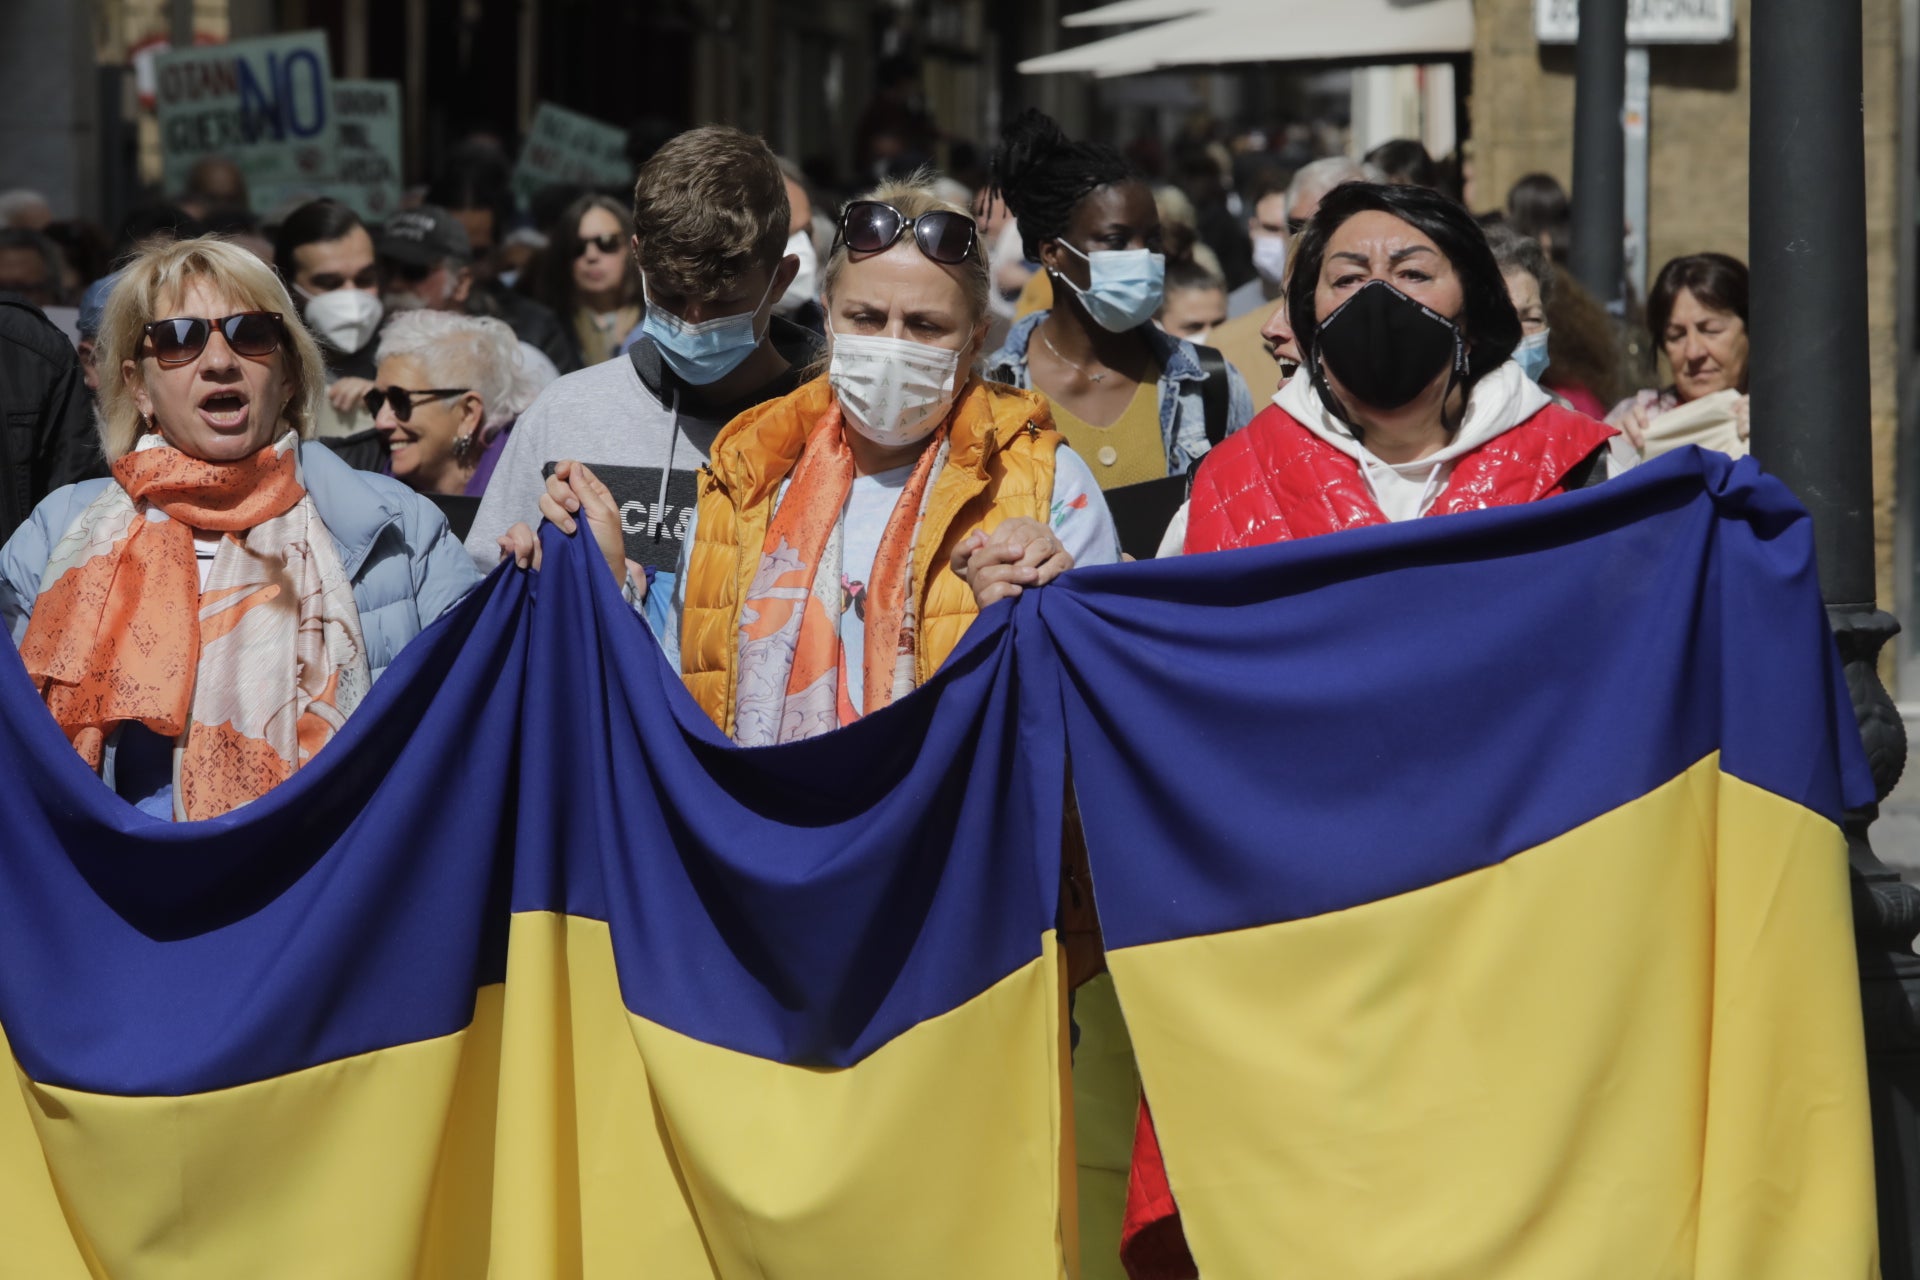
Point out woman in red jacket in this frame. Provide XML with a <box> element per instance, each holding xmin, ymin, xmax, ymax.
<box><xmin>1127</xmin><ymin>182</ymin><xmax>1618</xmax><ymax>1280</ymax></box>
<box><xmin>1182</xmin><ymin>181</ymin><xmax>1617</xmax><ymax>556</ymax></box>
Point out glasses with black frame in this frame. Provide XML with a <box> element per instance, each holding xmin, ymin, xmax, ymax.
<box><xmin>833</xmin><ymin>200</ymin><xmax>979</xmax><ymax>265</ymax></box>
<box><xmin>575</xmin><ymin>233</ymin><xmax>623</xmax><ymax>258</ymax></box>
<box><xmin>363</xmin><ymin>386</ymin><xmax>471</xmax><ymax>422</ymax></box>
<box><xmin>142</xmin><ymin>312</ymin><xmax>286</xmax><ymax>366</ymax></box>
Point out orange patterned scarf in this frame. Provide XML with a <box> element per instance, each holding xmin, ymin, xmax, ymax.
<box><xmin>18</xmin><ymin>432</ymin><xmax>370</xmax><ymax>820</ymax></box>
<box><xmin>733</xmin><ymin>405</ymin><xmax>946</xmax><ymax>746</ymax></box>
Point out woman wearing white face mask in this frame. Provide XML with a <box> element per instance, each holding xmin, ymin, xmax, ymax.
<box><xmin>771</xmin><ymin>159</ymin><xmax>826</xmax><ymax>337</ymax></box>
<box><xmin>984</xmin><ymin>110</ymin><xmax>1254</xmax><ymax>492</ymax></box>
<box><xmin>547</xmin><ymin>179</ymin><xmax>1119</xmax><ymax>741</ymax></box>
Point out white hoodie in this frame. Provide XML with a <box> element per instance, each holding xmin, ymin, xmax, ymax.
<box><xmin>1275</xmin><ymin>360</ymin><xmax>1551</xmax><ymax>523</ymax></box>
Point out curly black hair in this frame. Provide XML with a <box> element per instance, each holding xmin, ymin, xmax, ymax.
<box><xmin>1286</xmin><ymin>182</ymin><xmax>1523</xmax><ymax>399</ymax></box>
<box><xmin>988</xmin><ymin>109</ymin><xmax>1137</xmax><ymax>262</ymax></box>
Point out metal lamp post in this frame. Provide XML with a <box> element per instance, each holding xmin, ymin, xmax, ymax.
<box><xmin>1749</xmin><ymin>0</ymin><xmax>1920</xmax><ymax>1271</ymax></box>
<box><xmin>1568</xmin><ymin>0</ymin><xmax>1628</xmax><ymax>304</ymax></box>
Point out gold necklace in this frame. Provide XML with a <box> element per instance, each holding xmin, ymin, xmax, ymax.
<box><xmin>1038</xmin><ymin>323</ymin><xmax>1108</xmax><ymax>384</ymax></box>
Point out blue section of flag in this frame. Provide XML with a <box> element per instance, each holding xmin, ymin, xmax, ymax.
<box><xmin>1040</xmin><ymin>448</ymin><xmax>1870</xmax><ymax>952</ymax></box>
<box><xmin>0</xmin><ymin>523</ymin><xmax>1061</xmax><ymax>1094</ymax></box>
<box><xmin>0</xmin><ymin>446</ymin><xmax>1867</xmax><ymax>1096</ymax></box>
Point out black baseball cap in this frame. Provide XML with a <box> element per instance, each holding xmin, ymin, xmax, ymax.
<box><xmin>378</xmin><ymin>205</ymin><xmax>472</xmax><ymax>267</ymax></box>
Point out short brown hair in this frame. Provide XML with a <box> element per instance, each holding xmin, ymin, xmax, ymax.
<box><xmin>1646</xmin><ymin>251</ymin><xmax>1748</xmax><ymax>343</ymax></box>
<box><xmin>631</xmin><ymin>125</ymin><xmax>789</xmax><ymax>303</ymax></box>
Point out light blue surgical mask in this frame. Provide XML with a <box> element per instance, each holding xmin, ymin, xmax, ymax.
<box><xmin>1514</xmin><ymin>328</ymin><xmax>1552</xmax><ymax>383</ymax></box>
<box><xmin>1052</xmin><ymin>242</ymin><xmax>1166</xmax><ymax>333</ymax></box>
<box><xmin>640</xmin><ymin>274</ymin><xmax>775</xmax><ymax>386</ymax></box>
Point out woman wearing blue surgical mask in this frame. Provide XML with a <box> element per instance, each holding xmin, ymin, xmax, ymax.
<box><xmin>984</xmin><ymin>110</ymin><xmax>1253</xmax><ymax>491</ymax></box>
<box><xmin>528</xmin><ymin>178</ymin><xmax>1122</xmax><ymax>732</ymax></box>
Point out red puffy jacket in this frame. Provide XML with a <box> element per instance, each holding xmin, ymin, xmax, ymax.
<box><xmin>1123</xmin><ymin>396</ymin><xmax>1616</xmax><ymax>1280</ymax></box>
<box><xmin>1183</xmin><ymin>401</ymin><xmax>1617</xmax><ymax>553</ymax></box>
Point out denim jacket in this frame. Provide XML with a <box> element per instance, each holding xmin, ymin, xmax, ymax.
<box><xmin>985</xmin><ymin>310</ymin><xmax>1256</xmax><ymax>476</ymax></box>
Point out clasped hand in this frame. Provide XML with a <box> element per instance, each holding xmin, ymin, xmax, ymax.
<box><xmin>949</xmin><ymin>517</ymin><xmax>1075</xmax><ymax>608</ymax></box>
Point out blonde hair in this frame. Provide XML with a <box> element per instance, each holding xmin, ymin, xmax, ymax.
<box><xmin>376</xmin><ymin>310</ymin><xmax>543</xmax><ymax>443</ymax></box>
<box><xmin>821</xmin><ymin>175</ymin><xmax>991</xmax><ymax>330</ymax></box>
<box><xmin>97</xmin><ymin>235</ymin><xmax>325</xmax><ymax>462</ymax></box>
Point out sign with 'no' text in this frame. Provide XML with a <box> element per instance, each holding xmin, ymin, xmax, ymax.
<box><xmin>155</xmin><ymin>31</ymin><xmax>338</xmax><ymax>215</ymax></box>
<box><xmin>1535</xmin><ymin>0</ymin><xmax>1734</xmax><ymax>44</ymax></box>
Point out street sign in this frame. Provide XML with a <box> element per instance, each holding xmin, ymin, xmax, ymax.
<box><xmin>327</xmin><ymin>80</ymin><xmax>404</xmax><ymax>220</ymax></box>
<box><xmin>1535</xmin><ymin>0</ymin><xmax>1735</xmax><ymax>44</ymax></box>
<box><xmin>512</xmin><ymin>103</ymin><xmax>632</xmax><ymax>204</ymax></box>
<box><xmin>154</xmin><ymin>31</ymin><xmax>338</xmax><ymax>216</ymax></box>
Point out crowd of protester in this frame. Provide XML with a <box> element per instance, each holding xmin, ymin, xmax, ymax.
<box><xmin>0</xmin><ymin>100</ymin><xmax>1755</xmax><ymax>779</ymax></box>
<box><xmin>0</xmin><ymin>104</ymin><xmax>1755</xmax><ymax>1278</ymax></box>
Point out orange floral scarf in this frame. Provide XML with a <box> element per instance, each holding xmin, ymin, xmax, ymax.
<box><xmin>18</xmin><ymin>431</ymin><xmax>369</xmax><ymax>820</ymax></box>
<box><xmin>733</xmin><ymin>405</ymin><xmax>947</xmax><ymax>746</ymax></box>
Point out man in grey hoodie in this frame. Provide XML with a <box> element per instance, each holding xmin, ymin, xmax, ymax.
<box><xmin>464</xmin><ymin>126</ymin><xmax>823</xmax><ymax>611</ymax></box>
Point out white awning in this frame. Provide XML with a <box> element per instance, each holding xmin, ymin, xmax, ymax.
<box><xmin>1022</xmin><ymin>0</ymin><xmax>1474</xmax><ymax>77</ymax></box>
<box><xmin>1062</xmin><ymin>0</ymin><xmax>1210</xmax><ymax>28</ymax></box>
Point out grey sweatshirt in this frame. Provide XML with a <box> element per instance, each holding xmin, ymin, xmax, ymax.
<box><xmin>463</xmin><ymin>320</ymin><xmax>823</xmax><ymax>586</ymax></box>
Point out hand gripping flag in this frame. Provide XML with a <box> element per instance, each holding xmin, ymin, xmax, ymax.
<box><xmin>0</xmin><ymin>447</ymin><xmax>1879</xmax><ymax>1279</ymax></box>
<box><xmin>0</xmin><ymin>522</ymin><xmax>1070</xmax><ymax>1279</ymax></box>
<box><xmin>1036</xmin><ymin>449</ymin><xmax>1880</xmax><ymax>1280</ymax></box>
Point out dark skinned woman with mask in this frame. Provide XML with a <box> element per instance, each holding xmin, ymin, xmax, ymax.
<box><xmin>1121</xmin><ymin>183</ymin><xmax>1622</xmax><ymax>1280</ymax></box>
<box><xmin>984</xmin><ymin>110</ymin><xmax>1252</xmax><ymax>496</ymax></box>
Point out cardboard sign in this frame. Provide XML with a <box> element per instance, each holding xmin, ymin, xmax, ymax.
<box><xmin>154</xmin><ymin>32</ymin><xmax>338</xmax><ymax>215</ymax></box>
<box><xmin>513</xmin><ymin>103</ymin><xmax>632</xmax><ymax>203</ymax></box>
<box><xmin>326</xmin><ymin>80</ymin><xmax>404</xmax><ymax>220</ymax></box>
<box><xmin>544</xmin><ymin>462</ymin><xmax>701</xmax><ymax>572</ymax></box>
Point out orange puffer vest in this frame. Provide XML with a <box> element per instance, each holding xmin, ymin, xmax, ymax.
<box><xmin>1185</xmin><ymin>401</ymin><xmax>1616</xmax><ymax>553</ymax></box>
<box><xmin>681</xmin><ymin>374</ymin><xmax>1060</xmax><ymax>736</ymax></box>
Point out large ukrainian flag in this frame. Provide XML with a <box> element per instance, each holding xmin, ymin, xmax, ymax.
<box><xmin>1037</xmin><ymin>449</ymin><xmax>1880</xmax><ymax>1279</ymax></box>
<box><xmin>0</xmin><ymin>525</ymin><xmax>1071</xmax><ymax>1278</ymax></box>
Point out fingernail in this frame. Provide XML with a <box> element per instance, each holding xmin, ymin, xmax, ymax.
<box><xmin>564</xmin><ymin>519</ymin><xmax>576</xmax><ymax>534</ymax></box>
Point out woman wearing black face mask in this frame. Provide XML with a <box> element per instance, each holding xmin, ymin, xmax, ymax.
<box><xmin>1169</xmin><ymin>183</ymin><xmax>1623</xmax><ymax>559</ymax></box>
<box><xmin>1122</xmin><ymin>183</ymin><xmax>1624</xmax><ymax>1280</ymax></box>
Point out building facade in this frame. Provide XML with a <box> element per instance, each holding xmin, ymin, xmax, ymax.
<box><xmin>1470</xmin><ymin>0</ymin><xmax>1916</xmax><ymax>686</ymax></box>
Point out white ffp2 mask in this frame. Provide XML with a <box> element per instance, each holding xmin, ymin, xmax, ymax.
<box><xmin>298</xmin><ymin>286</ymin><xmax>384</xmax><ymax>354</ymax></box>
<box><xmin>773</xmin><ymin>231</ymin><xmax>819</xmax><ymax>317</ymax></box>
<box><xmin>829</xmin><ymin>332</ymin><xmax>963</xmax><ymax>447</ymax></box>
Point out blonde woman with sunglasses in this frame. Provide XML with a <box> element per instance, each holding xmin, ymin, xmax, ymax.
<box><xmin>512</xmin><ymin>176</ymin><xmax>1121</xmax><ymax>741</ymax></box>
<box><xmin>0</xmin><ymin>236</ymin><xmax>480</xmax><ymax>821</ymax></box>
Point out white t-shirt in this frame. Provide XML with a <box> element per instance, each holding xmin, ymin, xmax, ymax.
<box><xmin>653</xmin><ymin>444</ymin><xmax>1119</xmax><ymax>693</ymax></box>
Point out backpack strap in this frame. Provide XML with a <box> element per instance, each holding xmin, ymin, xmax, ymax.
<box><xmin>1194</xmin><ymin>344</ymin><xmax>1230</xmax><ymax>448</ymax></box>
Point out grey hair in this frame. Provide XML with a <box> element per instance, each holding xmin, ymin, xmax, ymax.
<box><xmin>1287</xmin><ymin>157</ymin><xmax>1371</xmax><ymax>214</ymax></box>
<box><xmin>375</xmin><ymin>310</ymin><xmax>541</xmax><ymax>438</ymax></box>
<box><xmin>1482</xmin><ymin>222</ymin><xmax>1556</xmax><ymax>310</ymax></box>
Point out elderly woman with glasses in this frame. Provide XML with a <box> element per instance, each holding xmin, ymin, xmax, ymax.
<box><xmin>512</xmin><ymin>176</ymin><xmax>1121</xmax><ymax>738</ymax></box>
<box><xmin>368</xmin><ymin>310</ymin><xmax>546</xmax><ymax>498</ymax></box>
<box><xmin>0</xmin><ymin>236</ymin><xmax>480</xmax><ymax>821</ymax></box>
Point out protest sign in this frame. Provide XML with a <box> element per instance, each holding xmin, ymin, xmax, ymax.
<box><xmin>154</xmin><ymin>32</ymin><xmax>338</xmax><ymax>215</ymax></box>
<box><xmin>327</xmin><ymin>80</ymin><xmax>404</xmax><ymax>219</ymax></box>
<box><xmin>512</xmin><ymin>103</ymin><xmax>631</xmax><ymax>203</ymax></box>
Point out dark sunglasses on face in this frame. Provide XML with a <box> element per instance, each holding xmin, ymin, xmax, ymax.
<box><xmin>363</xmin><ymin>386</ymin><xmax>470</xmax><ymax>422</ymax></box>
<box><xmin>576</xmin><ymin>233</ymin><xmax>623</xmax><ymax>257</ymax></box>
<box><xmin>143</xmin><ymin>312</ymin><xmax>285</xmax><ymax>366</ymax></box>
<box><xmin>833</xmin><ymin>200</ymin><xmax>978</xmax><ymax>266</ymax></box>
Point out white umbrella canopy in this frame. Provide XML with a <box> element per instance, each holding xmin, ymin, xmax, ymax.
<box><xmin>1023</xmin><ymin>0</ymin><xmax>1474</xmax><ymax>77</ymax></box>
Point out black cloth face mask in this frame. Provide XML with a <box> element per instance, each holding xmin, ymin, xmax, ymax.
<box><xmin>1311</xmin><ymin>279</ymin><xmax>1467</xmax><ymax>415</ymax></box>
